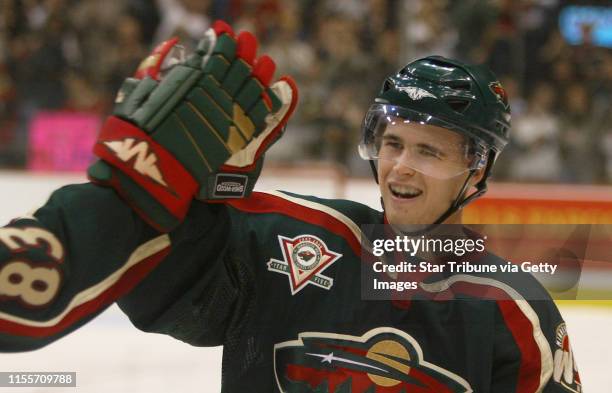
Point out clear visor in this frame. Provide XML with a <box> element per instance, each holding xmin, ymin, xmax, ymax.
<box><xmin>359</xmin><ymin>104</ymin><xmax>487</xmax><ymax>179</ymax></box>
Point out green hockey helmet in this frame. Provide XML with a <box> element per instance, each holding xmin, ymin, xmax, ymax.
<box><xmin>360</xmin><ymin>56</ymin><xmax>512</xmax><ymax>227</ymax></box>
<box><xmin>360</xmin><ymin>55</ymin><xmax>511</xmax><ymax>180</ymax></box>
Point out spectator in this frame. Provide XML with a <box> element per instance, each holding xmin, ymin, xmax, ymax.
<box><xmin>559</xmin><ymin>83</ymin><xmax>603</xmax><ymax>183</ymax></box>
<box><xmin>508</xmin><ymin>82</ymin><xmax>562</xmax><ymax>182</ymax></box>
<box><xmin>106</xmin><ymin>14</ymin><xmax>149</xmax><ymax>93</ymax></box>
<box><xmin>601</xmin><ymin>113</ymin><xmax>612</xmax><ymax>183</ymax></box>
<box><xmin>0</xmin><ymin>0</ymin><xmax>609</xmax><ymax>186</ymax></box>
<box><xmin>404</xmin><ymin>0</ymin><xmax>457</xmax><ymax>59</ymax></box>
<box><xmin>154</xmin><ymin>0</ymin><xmax>211</xmax><ymax>47</ymax></box>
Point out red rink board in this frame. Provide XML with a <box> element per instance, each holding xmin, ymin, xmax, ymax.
<box><xmin>465</xmin><ymin>183</ymin><xmax>612</xmax><ymax>224</ymax></box>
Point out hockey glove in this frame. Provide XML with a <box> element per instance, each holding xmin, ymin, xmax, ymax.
<box><xmin>88</xmin><ymin>20</ymin><xmax>298</xmax><ymax>232</ymax></box>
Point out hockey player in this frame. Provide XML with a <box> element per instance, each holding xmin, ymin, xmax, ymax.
<box><xmin>0</xmin><ymin>21</ymin><xmax>581</xmax><ymax>392</ymax></box>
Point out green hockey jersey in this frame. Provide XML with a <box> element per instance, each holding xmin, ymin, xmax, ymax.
<box><xmin>0</xmin><ymin>183</ymin><xmax>582</xmax><ymax>392</ymax></box>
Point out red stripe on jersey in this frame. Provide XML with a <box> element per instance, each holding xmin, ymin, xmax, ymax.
<box><xmin>228</xmin><ymin>192</ymin><xmax>361</xmax><ymax>255</ymax></box>
<box><xmin>285</xmin><ymin>363</ymin><xmax>453</xmax><ymax>393</ymax></box>
<box><xmin>432</xmin><ymin>281</ymin><xmax>543</xmax><ymax>392</ymax></box>
<box><xmin>497</xmin><ymin>300</ymin><xmax>542</xmax><ymax>393</ymax></box>
<box><xmin>0</xmin><ymin>246</ymin><xmax>170</xmax><ymax>338</ymax></box>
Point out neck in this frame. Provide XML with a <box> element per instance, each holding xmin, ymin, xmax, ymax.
<box><xmin>442</xmin><ymin>210</ymin><xmax>463</xmax><ymax>225</ymax></box>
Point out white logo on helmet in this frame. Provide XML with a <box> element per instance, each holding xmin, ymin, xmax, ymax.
<box><xmin>397</xmin><ymin>86</ymin><xmax>436</xmax><ymax>100</ymax></box>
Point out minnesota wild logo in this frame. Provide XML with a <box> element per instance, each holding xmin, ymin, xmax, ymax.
<box><xmin>267</xmin><ymin>234</ymin><xmax>342</xmax><ymax>295</ymax></box>
<box><xmin>488</xmin><ymin>81</ymin><xmax>509</xmax><ymax>109</ymax></box>
<box><xmin>274</xmin><ymin>327</ymin><xmax>472</xmax><ymax>392</ymax></box>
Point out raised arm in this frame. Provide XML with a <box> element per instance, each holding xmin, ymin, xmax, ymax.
<box><xmin>0</xmin><ymin>183</ymin><xmax>163</xmax><ymax>351</ymax></box>
<box><xmin>0</xmin><ymin>20</ymin><xmax>297</xmax><ymax>352</ymax></box>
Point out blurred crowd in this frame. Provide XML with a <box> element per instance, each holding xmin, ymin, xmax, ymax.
<box><xmin>0</xmin><ymin>0</ymin><xmax>610</xmax><ymax>183</ymax></box>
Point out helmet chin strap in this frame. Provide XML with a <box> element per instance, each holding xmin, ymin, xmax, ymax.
<box><xmin>432</xmin><ymin>151</ymin><xmax>496</xmax><ymax>230</ymax></box>
<box><xmin>394</xmin><ymin>170</ymin><xmax>483</xmax><ymax>236</ymax></box>
<box><xmin>432</xmin><ymin>170</ymin><xmax>486</xmax><ymax>226</ymax></box>
<box><xmin>369</xmin><ymin>160</ymin><xmax>379</xmax><ymax>184</ymax></box>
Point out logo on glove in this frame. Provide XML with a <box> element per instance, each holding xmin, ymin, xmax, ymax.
<box><xmin>212</xmin><ymin>174</ymin><xmax>248</xmax><ymax>198</ymax></box>
<box><xmin>104</xmin><ymin>138</ymin><xmax>168</xmax><ymax>187</ymax></box>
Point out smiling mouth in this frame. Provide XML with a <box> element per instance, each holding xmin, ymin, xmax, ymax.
<box><xmin>389</xmin><ymin>184</ymin><xmax>423</xmax><ymax>199</ymax></box>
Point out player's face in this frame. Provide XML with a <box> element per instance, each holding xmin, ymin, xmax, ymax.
<box><xmin>377</xmin><ymin>122</ymin><xmax>483</xmax><ymax>225</ymax></box>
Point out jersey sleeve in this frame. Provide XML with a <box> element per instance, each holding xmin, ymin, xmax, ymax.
<box><xmin>491</xmin><ymin>299</ymin><xmax>582</xmax><ymax>393</ymax></box>
<box><xmin>115</xmin><ymin>199</ymin><xmax>253</xmax><ymax>347</ymax></box>
<box><xmin>0</xmin><ymin>183</ymin><xmax>244</xmax><ymax>351</ymax></box>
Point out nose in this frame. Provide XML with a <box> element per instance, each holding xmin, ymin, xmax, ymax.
<box><xmin>392</xmin><ymin>156</ymin><xmax>417</xmax><ymax>176</ymax></box>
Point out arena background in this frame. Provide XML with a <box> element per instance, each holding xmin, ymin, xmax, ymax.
<box><xmin>0</xmin><ymin>0</ymin><xmax>611</xmax><ymax>391</ymax></box>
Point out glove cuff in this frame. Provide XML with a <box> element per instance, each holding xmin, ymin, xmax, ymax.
<box><xmin>92</xmin><ymin>116</ymin><xmax>198</xmax><ymax>226</ymax></box>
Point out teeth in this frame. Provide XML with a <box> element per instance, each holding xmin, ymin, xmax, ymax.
<box><xmin>390</xmin><ymin>184</ymin><xmax>422</xmax><ymax>198</ymax></box>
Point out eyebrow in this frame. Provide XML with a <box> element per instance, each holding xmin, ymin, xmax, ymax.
<box><xmin>381</xmin><ymin>134</ymin><xmax>401</xmax><ymax>142</ymax></box>
<box><xmin>417</xmin><ymin>142</ymin><xmax>439</xmax><ymax>150</ymax></box>
<box><xmin>383</xmin><ymin>133</ymin><xmax>444</xmax><ymax>151</ymax></box>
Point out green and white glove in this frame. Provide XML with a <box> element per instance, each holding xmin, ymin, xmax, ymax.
<box><xmin>88</xmin><ymin>20</ymin><xmax>298</xmax><ymax>232</ymax></box>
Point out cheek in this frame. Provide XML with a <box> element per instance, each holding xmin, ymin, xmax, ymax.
<box><xmin>425</xmin><ymin>178</ymin><xmax>463</xmax><ymax>205</ymax></box>
<box><xmin>377</xmin><ymin>160</ymin><xmax>392</xmax><ymax>182</ymax></box>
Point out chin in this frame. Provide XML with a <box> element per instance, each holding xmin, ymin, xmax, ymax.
<box><xmin>386</xmin><ymin>209</ymin><xmax>424</xmax><ymax>225</ymax></box>
<box><xmin>382</xmin><ymin>199</ymin><xmax>423</xmax><ymax>226</ymax></box>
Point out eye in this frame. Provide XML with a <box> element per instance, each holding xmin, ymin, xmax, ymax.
<box><xmin>418</xmin><ymin>146</ymin><xmax>442</xmax><ymax>159</ymax></box>
<box><xmin>384</xmin><ymin>140</ymin><xmax>403</xmax><ymax>150</ymax></box>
